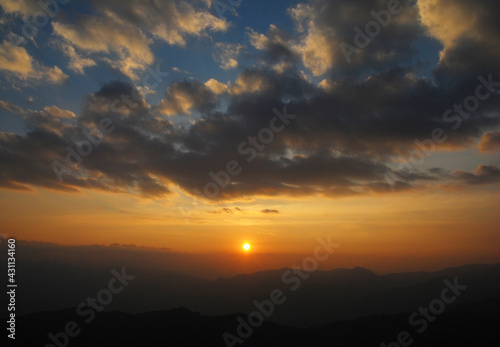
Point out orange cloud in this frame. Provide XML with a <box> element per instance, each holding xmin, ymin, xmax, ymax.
<box><xmin>205</xmin><ymin>78</ymin><xmax>228</xmax><ymax>94</ymax></box>
<box><xmin>478</xmin><ymin>132</ymin><xmax>500</xmax><ymax>153</ymax></box>
<box><xmin>0</xmin><ymin>41</ymin><xmax>68</xmax><ymax>83</ymax></box>
<box><xmin>43</xmin><ymin>106</ymin><xmax>77</xmax><ymax>119</ymax></box>
<box><xmin>51</xmin><ymin>0</ymin><xmax>228</xmax><ymax>79</ymax></box>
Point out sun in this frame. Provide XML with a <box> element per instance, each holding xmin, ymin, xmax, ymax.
<box><xmin>243</xmin><ymin>243</ymin><xmax>251</xmax><ymax>251</ymax></box>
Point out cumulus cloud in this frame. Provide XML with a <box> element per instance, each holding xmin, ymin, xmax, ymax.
<box><xmin>287</xmin><ymin>4</ymin><xmax>335</xmax><ymax>76</ymax></box>
<box><xmin>0</xmin><ymin>41</ymin><xmax>32</xmax><ymax>75</ymax></box>
<box><xmin>418</xmin><ymin>0</ymin><xmax>478</xmax><ymax>48</ymax></box>
<box><xmin>213</xmin><ymin>42</ymin><xmax>243</xmax><ymax>69</ymax></box>
<box><xmin>50</xmin><ymin>0</ymin><xmax>228</xmax><ymax>79</ymax></box>
<box><xmin>1</xmin><ymin>0</ymin><xmax>500</xmax><ymax>201</ymax></box>
<box><xmin>242</xmin><ymin>0</ymin><xmax>422</xmax><ymax>77</ymax></box>
<box><xmin>96</xmin><ymin>0</ymin><xmax>228</xmax><ymax>46</ymax></box>
<box><xmin>456</xmin><ymin>165</ymin><xmax>500</xmax><ymax>185</ymax></box>
<box><xmin>52</xmin><ymin>16</ymin><xmax>154</xmax><ymax>80</ymax></box>
<box><xmin>0</xmin><ymin>41</ymin><xmax>68</xmax><ymax>83</ymax></box>
<box><xmin>205</xmin><ymin>78</ymin><xmax>228</xmax><ymax>94</ymax></box>
<box><xmin>156</xmin><ymin>80</ymin><xmax>217</xmax><ymax>116</ymax></box>
<box><xmin>0</xmin><ymin>78</ymin><xmax>390</xmax><ymax>199</ymax></box>
<box><xmin>418</xmin><ymin>0</ymin><xmax>500</xmax><ymax>74</ymax></box>
<box><xmin>284</xmin><ymin>0</ymin><xmax>421</xmax><ymax>76</ymax></box>
<box><xmin>229</xmin><ymin>70</ymin><xmax>268</xmax><ymax>95</ymax></box>
<box><xmin>57</xmin><ymin>43</ymin><xmax>97</xmax><ymax>75</ymax></box>
<box><xmin>0</xmin><ymin>0</ymin><xmax>41</xmax><ymax>17</ymax></box>
<box><xmin>247</xmin><ymin>25</ymin><xmax>299</xmax><ymax>74</ymax></box>
<box><xmin>43</xmin><ymin>66</ymin><xmax>68</xmax><ymax>84</ymax></box>
<box><xmin>0</xmin><ymin>82</ymin><xmax>175</xmax><ymax>196</ymax></box>
<box><xmin>0</xmin><ymin>64</ymin><xmax>498</xmax><ymax>200</ymax></box>
<box><xmin>478</xmin><ymin>132</ymin><xmax>500</xmax><ymax>153</ymax></box>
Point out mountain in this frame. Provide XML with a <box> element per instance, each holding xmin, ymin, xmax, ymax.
<box><xmin>4</xmin><ymin>262</ymin><xmax>500</xmax><ymax>327</ymax></box>
<box><xmin>7</xmin><ymin>298</ymin><xmax>500</xmax><ymax>346</ymax></box>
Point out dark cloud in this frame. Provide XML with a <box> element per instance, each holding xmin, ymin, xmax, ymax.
<box><xmin>156</xmin><ymin>80</ymin><xmax>218</xmax><ymax>116</ymax></box>
<box><xmin>207</xmin><ymin>208</ymin><xmax>234</xmax><ymax>214</ymax></box>
<box><xmin>286</xmin><ymin>0</ymin><xmax>422</xmax><ymax>76</ymax></box>
<box><xmin>456</xmin><ymin>165</ymin><xmax>500</xmax><ymax>185</ymax></box>
<box><xmin>247</xmin><ymin>25</ymin><xmax>300</xmax><ymax>70</ymax></box>
<box><xmin>1</xmin><ymin>0</ymin><xmax>500</xmax><ymax>200</ymax></box>
<box><xmin>1</xmin><ymin>68</ymin><xmax>499</xmax><ymax>199</ymax></box>
<box><xmin>261</xmin><ymin>209</ymin><xmax>279</xmax><ymax>214</ymax></box>
<box><xmin>422</xmin><ymin>0</ymin><xmax>500</xmax><ymax>77</ymax></box>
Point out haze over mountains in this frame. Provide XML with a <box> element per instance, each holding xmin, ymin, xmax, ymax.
<box><xmin>4</xmin><ymin>257</ymin><xmax>500</xmax><ymax>328</ymax></box>
<box><xmin>3</xmin><ymin>241</ymin><xmax>499</xmax><ymax>345</ymax></box>
<box><xmin>3</xmin><ymin>262</ymin><xmax>500</xmax><ymax>346</ymax></box>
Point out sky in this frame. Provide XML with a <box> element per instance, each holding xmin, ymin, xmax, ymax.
<box><xmin>0</xmin><ymin>0</ymin><xmax>499</xmax><ymax>276</ymax></box>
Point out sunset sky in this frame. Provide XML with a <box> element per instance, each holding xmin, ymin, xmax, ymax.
<box><xmin>1</xmin><ymin>0</ymin><xmax>499</xmax><ymax>276</ymax></box>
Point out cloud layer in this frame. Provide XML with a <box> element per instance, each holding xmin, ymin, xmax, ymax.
<box><xmin>1</xmin><ymin>0</ymin><xmax>499</xmax><ymax>201</ymax></box>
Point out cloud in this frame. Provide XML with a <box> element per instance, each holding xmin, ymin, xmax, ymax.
<box><xmin>213</xmin><ymin>42</ymin><xmax>243</xmax><ymax>69</ymax></box>
<box><xmin>58</xmin><ymin>43</ymin><xmax>97</xmax><ymax>74</ymax></box>
<box><xmin>284</xmin><ymin>0</ymin><xmax>421</xmax><ymax>76</ymax></box>
<box><xmin>211</xmin><ymin>1</ymin><xmax>422</xmax><ymax>78</ymax></box>
<box><xmin>0</xmin><ymin>0</ymin><xmax>41</xmax><ymax>17</ymax></box>
<box><xmin>156</xmin><ymin>80</ymin><xmax>217</xmax><ymax>116</ymax></box>
<box><xmin>2</xmin><ymin>57</ymin><xmax>499</xmax><ymax>201</ymax></box>
<box><xmin>0</xmin><ymin>130</ymin><xmax>100</xmax><ymax>192</ymax></box>
<box><xmin>247</xmin><ymin>25</ymin><xmax>299</xmax><ymax>74</ymax></box>
<box><xmin>478</xmin><ymin>132</ymin><xmax>500</xmax><ymax>153</ymax></box>
<box><xmin>0</xmin><ymin>100</ymin><xmax>24</xmax><ymax>114</ymax></box>
<box><xmin>287</xmin><ymin>4</ymin><xmax>335</xmax><ymax>76</ymax></box>
<box><xmin>1</xmin><ymin>0</ymin><xmax>500</xmax><ymax>201</ymax></box>
<box><xmin>207</xmin><ymin>207</ymin><xmax>234</xmax><ymax>214</ymax></box>
<box><xmin>261</xmin><ymin>209</ymin><xmax>279</xmax><ymax>214</ymax></box>
<box><xmin>0</xmin><ymin>78</ymin><xmax>389</xmax><ymax>199</ymax></box>
<box><xmin>318</xmin><ymin>79</ymin><xmax>334</xmax><ymax>91</ymax></box>
<box><xmin>456</xmin><ymin>165</ymin><xmax>500</xmax><ymax>185</ymax></box>
<box><xmin>0</xmin><ymin>82</ymin><xmax>171</xmax><ymax>197</ymax></box>
<box><xmin>229</xmin><ymin>70</ymin><xmax>268</xmax><ymax>95</ymax></box>
<box><xmin>0</xmin><ymin>41</ymin><xmax>68</xmax><ymax>83</ymax></box>
<box><xmin>97</xmin><ymin>0</ymin><xmax>228</xmax><ymax>47</ymax></box>
<box><xmin>52</xmin><ymin>16</ymin><xmax>154</xmax><ymax>80</ymax></box>
<box><xmin>205</xmin><ymin>78</ymin><xmax>228</xmax><ymax>94</ymax></box>
<box><xmin>43</xmin><ymin>66</ymin><xmax>68</xmax><ymax>83</ymax></box>
<box><xmin>0</xmin><ymin>41</ymin><xmax>32</xmax><ymax>75</ymax></box>
<box><xmin>51</xmin><ymin>0</ymin><xmax>228</xmax><ymax>79</ymax></box>
<box><xmin>418</xmin><ymin>0</ymin><xmax>500</xmax><ymax>74</ymax></box>
<box><xmin>136</xmin><ymin>174</ymin><xmax>171</xmax><ymax>198</ymax></box>
<box><xmin>43</xmin><ymin>106</ymin><xmax>76</xmax><ymax>119</ymax></box>
<box><xmin>418</xmin><ymin>0</ymin><xmax>477</xmax><ymax>48</ymax></box>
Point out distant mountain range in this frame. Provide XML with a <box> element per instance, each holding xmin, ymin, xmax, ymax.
<box><xmin>4</xmin><ymin>262</ymin><xmax>500</xmax><ymax>328</ymax></box>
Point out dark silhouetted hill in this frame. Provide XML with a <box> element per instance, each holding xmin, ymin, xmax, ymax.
<box><xmin>6</xmin><ymin>298</ymin><xmax>500</xmax><ymax>346</ymax></box>
<box><xmin>4</xmin><ymin>262</ymin><xmax>500</xmax><ymax>327</ymax></box>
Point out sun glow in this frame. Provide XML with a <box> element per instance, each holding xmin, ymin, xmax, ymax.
<box><xmin>243</xmin><ymin>243</ymin><xmax>251</xmax><ymax>251</ymax></box>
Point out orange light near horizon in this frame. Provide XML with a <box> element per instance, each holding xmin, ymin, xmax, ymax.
<box><xmin>243</xmin><ymin>243</ymin><xmax>251</xmax><ymax>251</ymax></box>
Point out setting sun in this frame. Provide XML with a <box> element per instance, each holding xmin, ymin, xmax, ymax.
<box><xmin>243</xmin><ymin>243</ymin><xmax>251</xmax><ymax>251</ymax></box>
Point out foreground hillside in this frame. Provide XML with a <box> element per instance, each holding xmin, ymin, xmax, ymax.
<box><xmin>7</xmin><ymin>298</ymin><xmax>500</xmax><ymax>346</ymax></box>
